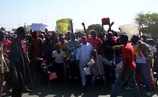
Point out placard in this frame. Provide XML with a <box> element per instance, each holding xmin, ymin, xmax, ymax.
<box><xmin>56</xmin><ymin>18</ymin><xmax>71</xmax><ymax>34</ymax></box>
<box><xmin>31</xmin><ymin>23</ymin><xmax>47</xmax><ymax>31</ymax></box>
<box><xmin>49</xmin><ymin>72</ymin><xmax>57</xmax><ymax>80</ymax></box>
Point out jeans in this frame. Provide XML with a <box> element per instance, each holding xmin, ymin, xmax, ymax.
<box><xmin>115</xmin><ymin>56</ymin><xmax>122</xmax><ymax>65</ymax></box>
<box><xmin>111</xmin><ymin>69</ymin><xmax>141</xmax><ymax>97</ymax></box>
<box><xmin>136</xmin><ymin>63</ymin><xmax>152</xmax><ymax>92</ymax></box>
<box><xmin>90</xmin><ymin>75</ymin><xmax>107</xmax><ymax>86</ymax></box>
<box><xmin>105</xmin><ymin>54</ymin><xmax>116</xmax><ymax>84</ymax></box>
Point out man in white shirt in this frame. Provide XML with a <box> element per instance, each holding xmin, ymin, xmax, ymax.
<box><xmin>52</xmin><ymin>44</ymin><xmax>66</xmax><ymax>85</ymax></box>
<box><xmin>76</xmin><ymin>36</ymin><xmax>93</xmax><ymax>86</ymax></box>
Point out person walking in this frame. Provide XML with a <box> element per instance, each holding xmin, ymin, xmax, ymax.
<box><xmin>0</xmin><ymin>30</ymin><xmax>9</xmax><ymax>97</ymax></box>
<box><xmin>111</xmin><ymin>34</ymin><xmax>141</xmax><ymax>97</ymax></box>
<box><xmin>76</xmin><ymin>36</ymin><xmax>93</xmax><ymax>86</ymax></box>
<box><xmin>9</xmin><ymin>27</ymin><xmax>32</xmax><ymax>97</ymax></box>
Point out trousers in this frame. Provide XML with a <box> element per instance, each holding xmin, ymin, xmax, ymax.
<box><xmin>111</xmin><ymin>69</ymin><xmax>141</xmax><ymax>97</ymax></box>
<box><xmin>0</xmin><ymin>73</ymin><xmax>4</xmax><ymax>97</ymax></box>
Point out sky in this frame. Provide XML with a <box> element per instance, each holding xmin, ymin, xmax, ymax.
<box><xmin>0</xmin><ymin>0</ymin><xmax>158</xmax><ymax>31</ymax></box>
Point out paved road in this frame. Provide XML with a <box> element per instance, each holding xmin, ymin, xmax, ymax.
<box><xmin>5</xmin><ymin>83</ymin><xmax>158</xmax><ymax>97</ymax></box>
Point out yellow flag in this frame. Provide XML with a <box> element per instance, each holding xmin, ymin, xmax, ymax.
<box><xmin>133</xmin><ymin>46</ymin><xmax>141</xmax><ymax>58</ymax></box>
<box><xmin>56</xmin><ymin>18</ymin><xmax>70</xmax><ymax>34</ymax></box>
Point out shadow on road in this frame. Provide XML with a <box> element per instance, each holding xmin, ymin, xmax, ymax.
<box><xmin>25</xmin><ymin>83</ymin><xmax>158</xmax><ymax>97</ymax></box>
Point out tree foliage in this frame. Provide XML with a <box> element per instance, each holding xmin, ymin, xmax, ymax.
<box><xmin>135</xmin><ymin>12</ymin><xmax>158</xmax><ymax>36</ymax></box>
<box><xmin>87</xmin><ymin>24</ymin><xmax>105</xmax><ymax>34</ymax></box>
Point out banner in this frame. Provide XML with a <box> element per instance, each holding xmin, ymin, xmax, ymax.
<box><xmin>31</xmin><ymin>23</ymin><xmax>47</xmax><ymax>31</ymax></box>
<box><xmin>56</xmin><ymin>18</ymin><xmax>71</xmax><ymax>34</ymax></box>
<box><xmin>118</xmin><ymin>24</ymin><xmax>139</xmax><ymax>40</ymax></box>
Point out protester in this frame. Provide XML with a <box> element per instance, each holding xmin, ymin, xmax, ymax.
<box><xmin>67</xmin><ymin>33</ymin><xmax>80</xmax><ymax>81</ymax></box>
<box><xmin>102</xmin><ymin>32</ymin><xmax>117</xmax><ymax>85</ymax></box>
<box><xmin>51</xmin><ymin>31</ymin><xmax>58</xmax><ymax>46</ymax></box>
<box><xmin>1</xmin><ymin>22</ymin><xmax>157</xmax><ymax>97</ymax></box>
<box><xmin>0</xmin><ymin>30</ymin><xmax>9</xmax><ymax>97</ymax></box>
<box><xmin>58</xmin><ymin>36</ymin><xmax>68</xmax><ymax>83</ymax></box>
<box><xmin>76</xmin><ymin>36</ymin><xmax>93</xmax><ymax>86</ymax></box>
<box><xmin>9</xmin><ymin>27</ymin><xmax>32</xmax><ymax>97</ymax></box>
<box><xmin>87</xmin><ymin>49</ymin><xmax>115</xmax><ymax>86</ymax></box>
<box><xmin>111</xmin><ymin>34</ymin><xmax>141</xmax><ymax>97</ymax></box>
<box><xmin>131</xmin><ymin>35</ymin><xmax>153</xmax><ymax>96</ymax></box>
<box><xmin>3</xmin><ymin>33</ymin><xmax>11</xmax><ymax>59</ymax></box>
<box><xmin>31</xmin><ymin>31</ymin><xmax>43</xmax><ymax>58</ymax></box>
<box><xmin>87</xmin><ymin>30</ymin><xmax>103</xmax><ymax>53</ymax></box>
<box><xmin>52</xmin><ymin>44</ymin><xmax>66</xmax><ymax>85</ymax></box>
<box><xmin>44</xmin><ymin>40</ymin><xmax>54</xmax><ymax>65</ymax></box>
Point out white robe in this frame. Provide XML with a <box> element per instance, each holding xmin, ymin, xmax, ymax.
<box><xmin>76</xmin><ymin>43</ymin><xmax>93</xmax><ymax>84</ymax></box>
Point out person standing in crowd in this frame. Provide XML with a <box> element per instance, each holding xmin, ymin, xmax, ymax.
<box><xmin>31</xmin><ymin>31</ymin><xmax>43</xmax><ymax>58</ymax></box>
<box><xmin>87</xmin><ymin>49</ymin><xmax>114</xmax><ymax>86</ymax></box>
<box><xmin>102</xmin><ymin>32</ymin><xmax>117</xmax><ymax>85</ymax></box>
<box><xmin>102</xmin><ymin>32</ymin><xmax>117</xmax><ymax>60</ymax></box>
<box><xmin>44</xmin><ymin>40</ymin><xmax>54</xmax><ymax>66</ymax></box>
<box><xmin>97</xmin><ymin>32</ymin><xmax>105</xmax><ymax>41</ymax></box>
<box><xmin>25</xmin><ymin>34</ymin><xmax>32</xmax><ymax>60</ymax></box>
<box><xmin>145</xmin><ymin>38</ymin><xmax>157</xmax><ymax>53</ymax></box>
<box><xmin>67</xmin><ymin>33</ymin><xmax>80</xmax><ymax>81</ymax></box>
<box><xmin>30</xmin><ymin>32</ymin><xmax>43</xmax><ymax>85</ymax></box>
<box><xmin>58</xmin><ymin>36</ymin><xmax>68</xmax><ymax>57</ymax></box>
<box><xmin>87</xmin><ymin>30</ymin><xmax>103</xmax><ymax>53</ymax></box>
<box><xmin>131</xmin><ymin>35</ymin><xmax>153</xmax><ymax>96</ymax></box>
<box><xmin>44</xmin><ymin>28</ymin><xmax>51</xmax><ymax>42</ymax></box>
<box><xmin>51</xmin><ymin>31</ymin><xmax>58</xmax><ymax>46</ymax></box>
<box><xmin>3</xmin><ymin>33</ymin><xmax>11</xmax><ymax>59</ymax></box>
<box><xmin>9</xmin><ymin>27</ymin><xmax>32</xmax><ymax>97</ymax></box>
<box><xmin>111</xmin><ymin>34</ymin><xmax>141</xmax><ymax>97</ymax></box>
<box><xmin>0</xmin><ymin>30</ymin><xmax>9</xmax><ymax>97</ymax></box>
<box><xmin>65</xmin><ymin>31</ymin><xmax>71</xmax><ymax>41</ymax></box>
<box><xmin>76</xmin><ymin>36</ymin><xmax>93</xmax><ymax>86</ymax></box>
<box><xmin>52</xmin><ymin>44</ymin><xmax>66</xmax><ymax>85</ymax></box>
<box><xmin>58</xmin><ymin>36</ymin><xmax>68</xmax><ymax>84</ymax></box>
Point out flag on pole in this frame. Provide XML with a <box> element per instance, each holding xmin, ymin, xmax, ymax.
<box><xmin>56</xmin><ymin>18</ymin><xmax>71</xmax><ymax>34</ymax></box>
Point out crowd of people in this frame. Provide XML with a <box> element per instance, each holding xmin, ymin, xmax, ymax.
<box><xmin>0</xmin><ymin>26</ymin><xmax>158</xmax><ymax>97</ymax></box>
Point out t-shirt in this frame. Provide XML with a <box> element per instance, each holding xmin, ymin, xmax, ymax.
<box><xmin>3</xmin><ymin>39</ymin><xmax>11</xmax><ymax>51</ymax></box>
<box><xmin>18</xmin><ymin>38</ymin><xmax>27</xmax><ymax>53</ymax></box>
<box><xmin>3</xmin><ymin>39</ymin><xmax>11</xmax><ymax>58</ymax></box>
<box><xmin>31</xmin><ymin>37</ymin><xmax>43</xmax><ymax>57</ymax></box>
<box><xmin>52</xmin><ymin>50</ymin><xmax>66</xmax><ymax>63</ymax></box>
<box><xmin>133</xmin><ymin>43</ymin><xmax>146</xmax><ymax>64</ymax></box>
<box><xmin>122</xmin><ymin>43</ymin><xmax>136</xmax><ymax>70</ymax></box>
<box><xmin>87</xmin><ymin>37</ymin><xmax>102</xmax><ymax>53</ymax></box>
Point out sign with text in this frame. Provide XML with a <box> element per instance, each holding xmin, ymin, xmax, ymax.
<box><xmin>31</xmin><ymin>23</ymin><xmax>47</xmax><ymax>31</ymax></box>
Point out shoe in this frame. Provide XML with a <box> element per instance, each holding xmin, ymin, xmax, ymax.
<box><xmin>111</xmin><ymin>84</ymin><xmax>115</xmax><ymax>90</ymax></box>
<box><xmin>125</xmin><ymin>86</ymin><xmax>133</xmax><ymax>90</ymax></box>
<box><xmin>24</xmin><ymin>86</ymin><xmax>32</xmax><ymax>92</ymax></box>
<box><xmin>1</xmin><ymin>93</ymin><xmax>6</xmax><ymax>97</ymax></box>
<box><xmin>82</xmin><ymin>83</ymin><xmax>85</xmax><ymax>86</ymax></box>
<box><xmin>145</xmin><ymin>92</ymin><xmax>152</xmax><ymax>97</ymax></box>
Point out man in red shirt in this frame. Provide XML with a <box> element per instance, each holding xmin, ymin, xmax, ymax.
<box><xmin>111</xmin><ymin>34</ymin><xmax>141</xmax><ymax>97</ymax></box>
<box><xmin>87</xmin><ymin>30</ymin><xmax>102</xmax><ymax>53</ymax></box>
<box><xmin>3</xmin><ymin>35</ymin><xmax>11</xmax><ymax>59</ymax></box>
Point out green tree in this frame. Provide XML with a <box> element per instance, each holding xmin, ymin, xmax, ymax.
<box><xmin>87</xmin><ymin>24</ymin><xmax>106</xmax><ymax>34</ymax></box>
<box><xmin>135</xmin><ymin>12</ymin><xmax>158</xmax><ymax>35</ymax></box>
